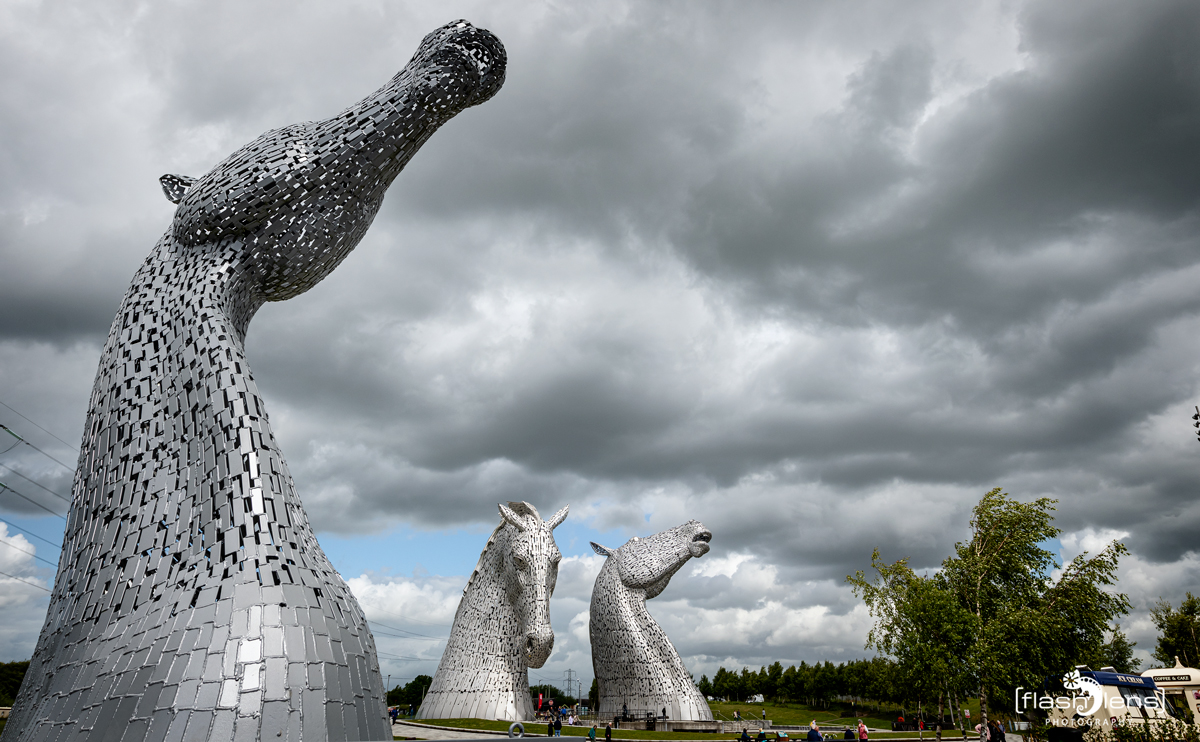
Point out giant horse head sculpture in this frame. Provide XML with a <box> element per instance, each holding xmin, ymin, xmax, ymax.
<box><xmin>5</xmin><ymin>21</ymin><xmax>504</xmax><ymax>742</ymax></box>
<box><xmin>590</xmin><ymin>520</ymin><xmax>714</xmax><ymax>722</ymax></box>
<box><xmin>419</xmin><ymin>502</ymin><xmax>568</xmax><ymax>721</ymax></box>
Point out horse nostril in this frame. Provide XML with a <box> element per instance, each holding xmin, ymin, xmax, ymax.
<box><xmin>526</xmin><ymin>637</ymin><xmax>534</xmax><ymax>653</ymax></box>
<box><xmin>692</xmin><ymin>532</ymin><xmax>711</xmax><ymax>543</ymax></box>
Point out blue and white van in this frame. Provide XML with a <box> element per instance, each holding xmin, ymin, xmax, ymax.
<box><xmin>1044</xmin><ymin>666</ymin><xmax>1173</xmax><ymax>729</ymax></box>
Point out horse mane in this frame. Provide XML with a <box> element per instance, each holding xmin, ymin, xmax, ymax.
<box><xmin>462</xmin><ymin>501</ymin><xmax>542</xmax><ymax>595</ymax></box>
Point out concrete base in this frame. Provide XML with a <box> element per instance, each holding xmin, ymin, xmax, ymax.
<box><xmin>718</xmin><ymin>721</ymin><xmax>774</xmax><ymax>733</ymax></box>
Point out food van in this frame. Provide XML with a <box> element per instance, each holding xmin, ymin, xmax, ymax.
<box><xmin>1043</xmin><ymin>666</ymin><xmax>1173</xmax><ymax>730</ymax></box>
<box><xmin>1142</xmin><ymin>657</ymin><xmax>1200</xmax><ymax>724</ymax></box>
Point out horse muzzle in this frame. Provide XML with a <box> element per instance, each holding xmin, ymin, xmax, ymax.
<box><xmin>524</xmin><ymin>627</ymin><xmax>555</xmax><ymax>668</ymax></box>
<box><xmin>688</xmin><ymin>529</ymin><xmax>712</xmax><ymax>558</ymax></box>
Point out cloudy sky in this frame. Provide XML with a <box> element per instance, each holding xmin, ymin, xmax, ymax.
<box><xmin>2</xmin><ymin>0</ymin><xmax>1200</xmax><ymax>692</ymax></box>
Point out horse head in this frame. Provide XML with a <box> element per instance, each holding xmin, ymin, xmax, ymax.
<box><xmin>591</xmin><ymin>519</ymin><xmax>711</xmax><ymax>599</ymax></box>
<box><xmin>162</xmin><ymin>20</ymin><xmax>505</xmax><ymax>310</ymax></box>
<box><xmin>499</xmin><ymin>501</ymin><xmax>568</xmax><ymax>668</ymax></box>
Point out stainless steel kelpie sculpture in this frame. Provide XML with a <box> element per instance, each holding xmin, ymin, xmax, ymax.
<box><xmin>590</xmin><ymin>521</ymin><xmax>714</xmax><ymax>722</ymax></box>
<box><xmin>4</xmin><ymin>21</ymin><xmax>505</xmax><ymax>742</ymax></box>
<box><xmin>418</xmin><ymin>502</ymin><xmax>568</xmax><ymax>721</ymax></box>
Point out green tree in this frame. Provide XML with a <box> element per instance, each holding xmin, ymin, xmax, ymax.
<box><xmin>1085</xmin><ymin>625</ymin><xmax>1140</xmax><ymax>673</ymax></box>
<box><xmin>387</xmin><ymin>674</ymin><xmax>433</xmax><ymax>712</ymax></box>
<box><xmin>812</xmin><ymin>662</ymin><xmax>836</xmax><ymax>707</ymax></box>
<box><xmin>530</xmin><ymin>683</ymin><xmax>577</xmax><ymax>707</ymax></box>
<box><xmin>0</xmin><ymin>659</ymin><xmax>29</xmax><ymax>707</ymax></box>
<box><xmin>938</xmin><ymin>489</ymin><xmax>1129</xmax><ymax>730</ymax></box>
<box><xmin>780</xmin><ymin>665</ymin><xmax>799</xmax><ymax>701</ymax></box>
<box><xmin>741</xmin><ymin>667</ymin><xmax>759</xmax><ymax>698</ymax></box>
<box><xmin>1151</xmin><ymin>593</ymin><xmax>1200</xmax><ymax>668</ymax></box>
<box><xmin>386</xmin><ymin>681</ymin><xmax>405</xmax><ymax>705</ymax></box>
<box><xmin>849</xmin><ymin>552</ymin><xmax>973</xmax><ymax>728</ymax></box>
<box><xmin>765</xmin><ymin>661</ymin><xmax>783</xmax><ymax>700</ymax></box>
<box><xmin>589</xmin><ymin>678</ymin><xmax>599</xmax><ymax>709</ymax></box>
<box><xmin>697</xmin><ymin>674</ymin><xmax>713</xmax><ymax>698</ymax></box>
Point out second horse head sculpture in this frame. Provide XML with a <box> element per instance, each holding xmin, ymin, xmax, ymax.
<box><xmin>419</xmin><ymin>502</ymin><xmax>568</xmax><ymax>721</ymax></box>
<box><xmin>590</xmin><ymin>520</ymin><xmax>714</xmax><ymax>722</ymax></box>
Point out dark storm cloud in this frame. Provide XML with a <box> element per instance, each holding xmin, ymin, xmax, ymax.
<box><xmin>3</xmin><ymin>0</ymin><xmax>1200</xmax><ymax>668</ymax></box>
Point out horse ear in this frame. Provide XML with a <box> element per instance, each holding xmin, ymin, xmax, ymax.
<box><xmin>160</xmin><ymin>174</ymin><xmax>197</xmax><ymax>204</ymax></box>
<box><xmin>547</xmin><ymin>505</ymin><xmax>568</xmax><ymax>530</ymax></box>
<box><xmin>591</xmin><ymin>542</ymin><xmax>614</xmax><ymax>557</ymax></box>
<box><xmin>499</xmin><ymin>503</ymin><xmax>527</xmax><ymax>531</ymax></box>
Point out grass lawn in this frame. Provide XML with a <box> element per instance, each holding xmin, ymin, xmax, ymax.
<box><xmin>707</xmin><ymin>700</ymin><xmax>982</xmax><ymax>735</ymax></box>
<box><xmin>709</xmin><ymin>701</ymin><xmax>890</xmax><ymax>729</ymax></box>
<box><xmin>407</xmin><ymin>718</ymin><xmax>745</xmax><ymax>740</ymax></box>
<box><xmin>406</xmin><ymin>717</ymin><xmax>977</xmax><ymax>740</ymax></box>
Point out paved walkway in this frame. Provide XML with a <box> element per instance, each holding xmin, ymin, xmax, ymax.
<box><xmin>392</xmin><ymin>720</ymin><xmax>513</xmax><ymax>739</ymax></box>
<box><xmin>390</xmin><ymin>721</ymin><xmax>1016</xmax><ymax>742</ymax></box>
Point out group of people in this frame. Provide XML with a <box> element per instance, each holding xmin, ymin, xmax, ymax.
<box><xmin>739</xmin><ymin>720</ymin><xmax>868</xmax><ymax>741</ymax></box>
<box><xmin>974</xmin><ymin>719</ymin><xmax>1007</xmax><ymax>741</ymax></box>
<box><xmin>543</xmin><ymin>715</ymin><xmax>584</xmax><ymax>736</ymax></box>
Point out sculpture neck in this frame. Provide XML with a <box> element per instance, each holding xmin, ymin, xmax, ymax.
<box><xmin>447</xmin><ymin>544</ymin><xmax>524</xmax><ymax>676</ymax></box>
<box><xmin>64</xmin><ymin>232</ymin><xmax>308</xmax><ymax>621</ymax></box>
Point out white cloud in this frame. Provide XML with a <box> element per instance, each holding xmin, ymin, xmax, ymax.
<box><xmin>0</xmin><ymin>522</ymin><xmax>51</xmax><ymax>661</ymax></box>
<box><xmin>4</xmin><ymin>0</ymin><xmax>1200</xmax><ymax>681</ymax></box>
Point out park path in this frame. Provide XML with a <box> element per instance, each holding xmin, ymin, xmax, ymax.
<box><xmin>389</xmin><ymin>721</ymin><xmax>1027</xmax><ymax>742</ymax></box>
<box><xmin>392</xmin><ymin>720</ymin><xmax>512</xmax><ymax>739</ymax></box>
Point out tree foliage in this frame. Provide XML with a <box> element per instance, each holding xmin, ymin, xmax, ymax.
<box><xmin>0</xmin><ymin>660</ymin><xmax>29</xmax><ymax>707</ymax></box>
<box><xmin>386</xmin><ymin>674</ymin><xmax>433</xmax><ymax>709</ymax></box>
<box><xmin>530</xmin><ymin>683</ymin><xmax>578</xmax><ymax>707</ymax></box>
<box><xmin>850</xmin><ymin>488</ymin><xmax>1130</xmax><ymax>726</ymax></box>
<box><xmin>848</xmin><ymin>551</ymin><xmax>973</xmax><ymax>711</ymax></box>
<box><xmin>1084</xmin><ymin>625</ymin><xmax>1140</xmax><ymax>673</ymax></box>
<box><xmin>705</xmin><ymin>658</ymin><xmax>900</xmax><ymax>706</ymax></box>
<box><xmin>1151</xmin><ymin>593</ymin><xmax>1200</xmax><ymax>668</ymax></box>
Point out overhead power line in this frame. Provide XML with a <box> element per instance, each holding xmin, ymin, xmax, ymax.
<box><xmin>375</xmin><ymin>651</ymin><xmax>431</xmax><ymax>661</ymax></box>
<box><xmin>0</xmin><ymin>537</ymin><xmax>58</xmax><ymax>568</ymax></box>
<box><xmin>0</xmin><ymin>400</ymin><xmax>79</xmax><ymax>455</ymax></box>
<box><xmin>0</xmin><ymin>568</ymin><xmax>51</xmax><ymax>592</ymax></box>
<box><xmin>0</xmin><ymin>463</ymin><xmax>71</xmax><ymax>504</ymax></box>
<box><xmin>368</xmin><ymin>606</ymin><xmax>452</xmax><ymax>629</ymax></box>
<box><xmin>370</xmin><ymin>627</ymin><xmax>442</xmax><ymax>642</ymax></box>
<box><xmin>0</xmin><ymin>517</ymin><xmax>62</xmax><ymax>550</ymax></box>
<box><xmin>0</xmin><ymin>482</ymin><xmax>67</xmax><ymax>520</ymax></box>
<box><xmin>368</xmin><ymin>619</ymin><xmax>445</xmax><ymax>640</ymax></box>
<box><xmin>0</xmin><ymin>424</ymin><xmax>76</xmax><ymax>473</ymax></box>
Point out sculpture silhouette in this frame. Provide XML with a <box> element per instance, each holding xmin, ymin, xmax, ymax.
<box><xmin>418</xmin><ymin>502</ymin><xmax>568</xmax><ymax>721</ymax></box>
<box><xmin>590</xmin><ymin>521</ymin><xmax>713</xmax><ymax>722</ymax></box>
<box><xmin>4</xmin><ymin>20</ymin><xmax>505</xmax><ymax>742</ymax></box>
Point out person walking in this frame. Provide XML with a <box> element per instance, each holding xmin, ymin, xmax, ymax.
<box><xmin>605</xmin><ymin>722</ymin><xmax>612</xmax><ymax>742</ymax></box>
<box><xmin>588</xmin><ymin>724</ymin><xmax>597</xmax><ymax>742</ymax></box>
<box><xmin>989</xmin><ymin>720</ymin><xmax>1004</xmax><ymax>742</ymax></box>
<box><xmin>857</xmin><ymin>720</ymin><xmax>868</xmax><ymax>740</ymax></box>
